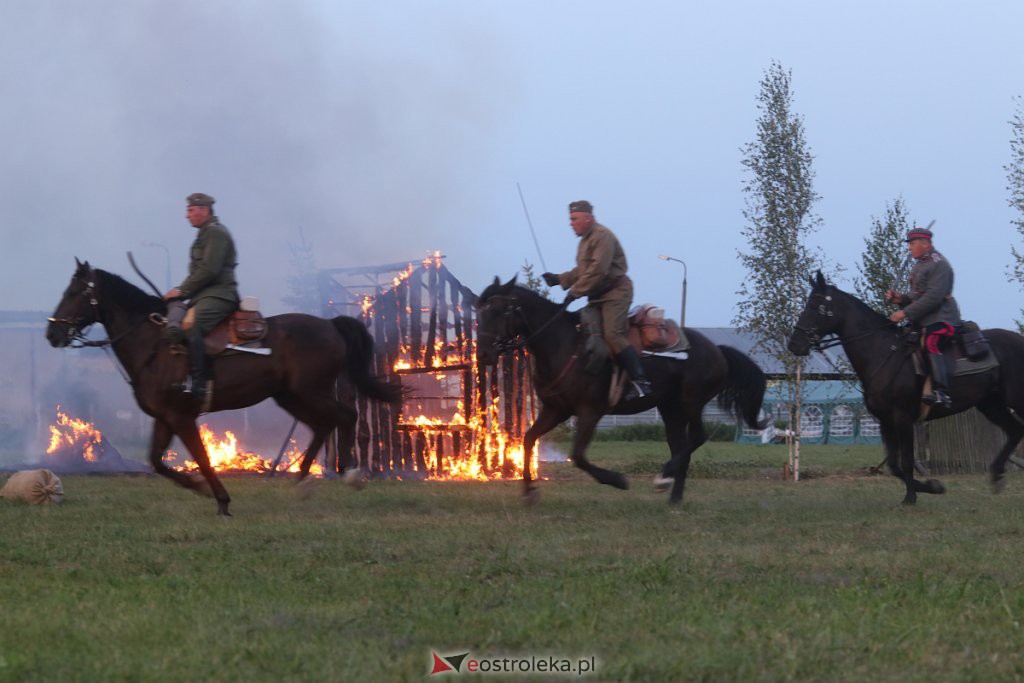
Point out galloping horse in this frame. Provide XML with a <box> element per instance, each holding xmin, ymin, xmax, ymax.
<box><xmin>46</xmin><ymin>260</ymin><xmax>401</xmax><ymax>515</ymax></box>
<box><xmin>788</xmin><ymin>271</ymin><xmax>1024</xmax><ymax>505</ymax></box>
<box><xmin>475</xmin><ymin>276</ymin><xmax>768</xmax><ymax>504</ymax></box>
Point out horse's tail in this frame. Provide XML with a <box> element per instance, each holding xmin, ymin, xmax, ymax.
<box><xmin>331</xmin><ymin>316</ymin><xmax>402</xmax><ymax>404</ymax></box>
<box><xmin>716</xmin><ymin>345</ymin><xmax>770</xmax><ymax>430</ymax></box>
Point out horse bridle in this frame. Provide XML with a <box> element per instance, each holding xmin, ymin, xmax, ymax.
<box><xmin>794</xmin><ymin>288</ymin><xmax>912</xmax><ymax>393</ymax></box>
<box><xmin>794</xmin><ymin>290</ymin><xmax>897</xmax><ymax>351</ymax></box>
<box><xmin>477</xmin><ymin>293</ymin><xmax>570</xmax><ymax>354</ymax></box>
<box><xmin>47</xmin><ymin>268</ymin><xmax>102</xmax><ymax>346</ymax></box>
<box><xmin>48</xmin><ymin>267</ymin><xmax>155</xmax><ymax>349</ymax></box>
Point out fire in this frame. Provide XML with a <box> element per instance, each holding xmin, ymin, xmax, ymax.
<box><xmin>167</xmin><ymin>426</ymin><xmax>324</xmax><ymax>476</ymax></box>
<box><xmin>47</xmin><ymin>406</ymin><xmax>104</xmax><ymax>462</ymax></box>
<box><xmin>361</xmin><ymin>249</ymin><xmax>540</xmax><ymax>482</ymax></box>
<box><xmin>396</xmin><ymin>357</ymin><xmax>541</xmax><ymax>482</ymax></box>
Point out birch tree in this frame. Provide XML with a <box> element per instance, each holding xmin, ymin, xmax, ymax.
<box><xmin>1007</xmin><ymin>97</ymin><xmax>1024</xmax><ymax>331</ymax></box>
<box><xmin>854</xmin><ymin>197</ymin><xmax>914</xmax><ymax>314</ymax></box>
<box><xmin>734</xmin><ymin>62</ymin><xmax>820</xmax><ymax>481</ymax></box>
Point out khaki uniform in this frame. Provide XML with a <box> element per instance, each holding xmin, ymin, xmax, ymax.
<box><xmin>556</xmin><ymin>222</ymin><xmax>632</xmax><ymax>354</ymax></box>
<box><xmin>178</xmin><ymin>216</ymin><xmax>239</xmax><ymax>335</ymax></box>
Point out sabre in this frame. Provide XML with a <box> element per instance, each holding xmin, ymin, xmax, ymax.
<box><xmin>516</xmin><ymin>182</ymin><xmax>548</xmax><ymax>271</ymax></box>
<box><xmin>127</xmin><ymin>251</ymin><xmax>164</xmax><ymax>298</ymax></box>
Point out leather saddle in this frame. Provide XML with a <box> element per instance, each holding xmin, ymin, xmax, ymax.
<box><xmin>182</xmin><ymin>297</ymin><xmax>268</xmax><ymax>355</ymax></box>
<box><xmin>908</xmin><ymin>323</ymin><xmax>998</xmax><ymax>379</ymax></box>
<box><xmin>626</xmin><ymin>304</ymin><xmax>688</xmax><ymax>353</ymax></box>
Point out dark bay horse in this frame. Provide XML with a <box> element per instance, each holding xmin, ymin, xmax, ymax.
<box><xmin>475</xmin><ymin>277</ymin><xmax>768</xmax><ymax>504</ymax></box>
<box><xmin>788</xmin><ymin>271</ymin><xmax>1024</xmax><ymax>505</ymax></box>
<box><xmin>46</xmin><ymin>260</ymin><xmax>401</xmax><ymax>515</ymax></box>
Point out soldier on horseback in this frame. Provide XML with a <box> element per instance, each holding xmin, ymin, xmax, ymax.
<box><xmin>885</xmin><ymin>225</ymin><xmax>961</xmax><ymax>408</ymax></box>
<box><xmin>162</xmin><ymin>192</ymin><xmax>239</xmax><ymax>402</ymax></box>
<box><xmin>542</xmin><ymin>200</ymin><xmax>652</xmax><ymax>401</ymax></box>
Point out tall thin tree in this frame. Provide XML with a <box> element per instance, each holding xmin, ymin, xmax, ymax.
<box><xmin>855</xmin><ymin>197</ymin><xmax>914</xmax><ymax>314</ymax></box>
<box><xmin>1007</xmin><ymin>97</ymin><xmax>1024</xmax><ymax>331</ymax></box>
<box><xmin>735</xmin><ymin>62</ymin><xmax>821</xmax><ymax>481</ymax></box>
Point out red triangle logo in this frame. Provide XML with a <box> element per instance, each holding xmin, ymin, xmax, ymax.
<box><xmin>430</xmin><ymin>651</ymin><xmax>455</xmax><ymax>675</ymax></box>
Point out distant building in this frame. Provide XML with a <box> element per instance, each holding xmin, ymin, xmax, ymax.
<box><xmin>598</xmin><ymin>327</ymin><xmax>880</xmax><ymax>444</ymax></box>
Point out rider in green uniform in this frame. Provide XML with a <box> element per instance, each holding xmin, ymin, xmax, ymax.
<box><xmin>162</xmin><ymin>192</ymin><xmax>239</xmax><ymax>402</ymax></box>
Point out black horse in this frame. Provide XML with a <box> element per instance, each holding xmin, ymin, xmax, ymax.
<box><xmin>788</xmin><ymin>271</ymin><xmax>1024</xmax><ymax>504</ymax></box>
<box><xmin>475</xmin><ymin>277</ymin><xmax>768</xmax><ymax>504</ymax></box>
<box><xmin>46</xmin><ymin>260</ymin><xmax>401</xmax><ymax>515</ymax></box>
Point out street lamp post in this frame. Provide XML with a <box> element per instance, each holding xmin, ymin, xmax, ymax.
<box><xmin>658</xmin><ymin>254</ymin><xmax>687</xmax><ymax>329</ymax></box>
<box><xmin>142</xmin><ymin>241</ymin><xmax>172</xmax><ymax>291</ymax></box>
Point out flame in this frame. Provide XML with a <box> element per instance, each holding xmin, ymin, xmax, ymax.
<box><xmin>168</xmin><ymin>425</ymin><xmax>324</xmax><ymax>476</ymax></box>
<box><xmin>47</xmin><ymin>406</ymin><xmax>104</xmax><ymax>462</ymax></box>
<box><xmin>395</xmin><ymin>354</ymin><xmax>541</xmax><ymax>482</ymax></box>
<box><xmin>368</xmin><ymin>249</ymin><xmax>539</xmax><ymax>482</ymax></box>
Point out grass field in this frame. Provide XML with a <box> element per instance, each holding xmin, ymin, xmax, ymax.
<box><xmin>3</xmin><ymin>442</ymin><xmax>1024</xmax><ymax>682</ymax></box>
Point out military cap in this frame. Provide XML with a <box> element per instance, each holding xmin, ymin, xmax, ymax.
<box><xmin>905</xmin><ymin>226</ymin><xmax>933</xmax><ymax>242</ymax></box>
<box><xmin>568</xmin><ymin>200</ymin><xmax>593</xmax><ymax>214</ymax></box>
<box><xmin>186</xmin><ymin>192</ymin><xmax>215</xmax><ymax>207</ymax></box>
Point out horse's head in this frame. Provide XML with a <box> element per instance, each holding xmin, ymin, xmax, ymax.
<box><xmin>475</xmin><ymin>275</ymin><xmax>524</xmax><ymax>366</ymax></box>
<box><xmin>46</xmin><ymin>258</ymin><xmax>101</xmax><ymax>348</ymax></box>
<box><xmin>787</xmin><ymin>271</ymin><xmax>841</xmax><ymax>356</ymax></box>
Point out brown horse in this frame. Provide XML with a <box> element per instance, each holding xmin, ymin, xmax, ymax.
<box><xmin>476</xmin><ymin>276</ymin><xmax>768</xmax><ymax>505</ymax></box>
<box><xmin>46</xmin><ymin>260</ymin><xmax>400</xmax><ymax>515</ymax></box>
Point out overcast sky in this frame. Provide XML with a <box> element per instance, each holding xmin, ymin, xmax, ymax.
<box><xmin>3</xmin><ymin>0</ymin><xmax>1023</xmax><ymax>328</ymax></box>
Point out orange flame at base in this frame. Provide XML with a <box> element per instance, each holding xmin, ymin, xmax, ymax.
<box><xmin>47</xmin><ymin>407</ymin><xmax>104</xmax><ymax>462</ymax></box>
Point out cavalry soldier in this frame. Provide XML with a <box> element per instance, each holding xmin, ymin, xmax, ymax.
<box><xmin>542</xmin><ymin>200</ymin><xmax>652</xmax><ymax>401</ymax></box>
<box><xmin>885</xmin><ymin>225</ymin><xmax>961</xmax><ymax>408</ymax></box>
<box><xmin>162</xmin><ymin>192</ymin><xmax>239</xmax><ymax>402</ymax></box>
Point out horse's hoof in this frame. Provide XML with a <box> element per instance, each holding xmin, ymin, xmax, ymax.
<box><xmin>343</xmin><ymin>468</ymin><xmax>367</xmax><ymax>491</ymax></box>
<box><xmin>523</xmin><ymin>488</ymin><xmax>540</xmax><ymax>507</ymax></box>
<box><xmin>609</xmin><ymin>474</ymin><xmax>629</xmax><ymax>490</ymax></box>
<box><xmin>653</xmin><ymin>475</ymin><xmax>673</xmax><ymax>494</ymax></box>
<box><xmin>992</xmin><ymin>476</ymin><xmax>1006</xmax><ymax>494</ymax></box>
<box><xmin>217</xmin><ymin>506</ymin><xmax>232</xmax><ymax>517</ymax></box>
<box><xmin>926</xmin><ymin>479</ymin><xmax>946</xmax><ymax>494</ymax></box>
<box><xmin>668</xmin><ymin>493</ymin><xmax>683</xmax><ymax>506</ymax></box>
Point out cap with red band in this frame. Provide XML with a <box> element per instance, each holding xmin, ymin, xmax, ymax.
<box><xmin>905</xmin><ymin>227</ymin><xmax>933</xmax><ymax>242</ymax></box>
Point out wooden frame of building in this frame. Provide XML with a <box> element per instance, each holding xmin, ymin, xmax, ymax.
<box><xmin>318</xmin><ymin>257</ymin><xmax>536</xmax><ymax>478</ymax></box>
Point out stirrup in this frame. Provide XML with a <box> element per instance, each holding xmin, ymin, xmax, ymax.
<box><xmin>630</xmin><ymin>379</ymin><xmax>651</xmax><ymax>399</ymax></box>
<box><xmin>174</xmin><ymin>376</ymin><xmax>206</xmax><ymax>398</ymax></box>
<box><xmin>923</xmin><ymin>391</ymin><xmax>951</xmax><ymax>408</ymax></box>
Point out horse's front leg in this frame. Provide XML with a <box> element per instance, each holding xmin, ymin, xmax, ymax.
<box><xmin>172</xmin><ymin>418</ymin><xmax>232</xmax><ymax>516</ymax></box>
<box><xmin>570</xmin><ymin>411</ymin><xmax>628</xmax><ymax>490</ymax></box>
<box><xmin>521</xmin><ymin>405</ymin><xmax>570</xmax><ymax>502</ymax></box>
<box><xmin>147</xmin><ymin>418</ymin><xmax>198</xmax><ymax>490</ymax></box>
<box><xmin>887</xmin><ymin>421</ymin><xmax>944</xmax><ymax>505</ymax></box>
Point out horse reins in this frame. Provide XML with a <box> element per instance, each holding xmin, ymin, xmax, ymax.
<box><xmin>480</xmin><ymin>292</ymin><xmax>580</xmax><ymax>394</ymax></box>
<box><xmin>48</xmin><ymin>268</ymin><xmax>161</xmax><ymax>385</ymax></box>
<box><xmin>796</xmin><ymin>291</ymin><xmax>911</xmax><ymax>395</ymax></box>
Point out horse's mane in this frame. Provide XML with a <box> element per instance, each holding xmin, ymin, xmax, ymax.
<box><xmin>96</xmin><ymin>269</ymin><xmax>167</xmax><ymax>317</ymax></box>
<box><xmin>826</xmin><ymin>283</ymin><xmax>892</xmax><ymax>326</ymax></box>
<box><xmin>478</xmin><ymin>282</ymin><xmax>579</xmax><ymax>322</ymax></box>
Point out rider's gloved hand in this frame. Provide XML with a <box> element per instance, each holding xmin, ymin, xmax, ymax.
<box><xmin>542</xmin><ymin>272</ymin><xmax>560</xmax><ymax>287</ymax></box>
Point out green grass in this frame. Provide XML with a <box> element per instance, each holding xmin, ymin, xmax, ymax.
<box><xmin>3</xmin><ymin>443</ymin><xmax>1024</xmax><ymax>682</ymax></box>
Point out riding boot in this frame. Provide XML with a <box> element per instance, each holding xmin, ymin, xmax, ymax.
<box><xmin>924</xmin><ymin>353</ymin><xmax>952</xmax><ymax>408</ymax></box>
<box><xmin>177</xmin><ymin>332</ymin><xmax>209</xmax><ymax>402</ymax></box>
<box><xmin>616</xmin><ymin>347</ymin><xmax>652</xmax><ymax>401</ymax></box>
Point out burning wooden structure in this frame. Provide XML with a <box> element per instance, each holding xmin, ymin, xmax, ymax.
<box><xmin>318</xmin><ymin>255</ymin><xmax>538</xmax><ymax>479</ymax></box>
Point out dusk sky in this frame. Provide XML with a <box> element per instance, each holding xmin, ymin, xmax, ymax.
<box><xmin>2</xmin><ymin>0</ymin><xmax>1023</xmax><ymax>328</ymax></box>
